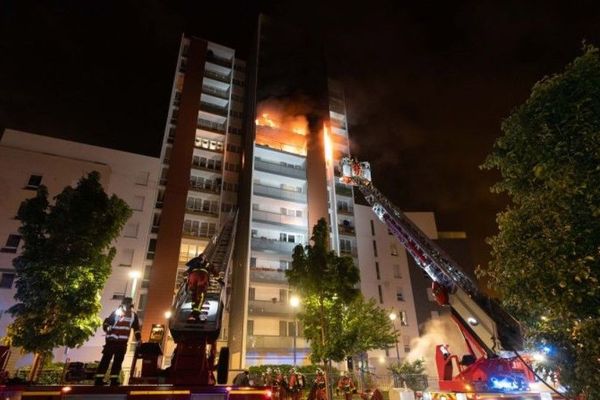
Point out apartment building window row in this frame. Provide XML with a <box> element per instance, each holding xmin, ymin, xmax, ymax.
<box><xmin>195</xmin><ymin>137</ymin><xmax>224</xmax><ymax>152</ymax></box>
<box><xmin>186</xmin><ymin>197</ymin><xmax>219</xmax><ymax>215</ymax></box>
<box><xmin>190</xmin><ymin>175</ymin><xmax>221</xmax><ymax>192</ymax></box>
<box><xmin>192</xmin><ymin>155</ymin><xmax>223</xmax><ymax>172</ymax></box>
<box><xmin>183</xmin><ymin>219</ymin><xmax>217</xmax><ymax>238</ymax></box>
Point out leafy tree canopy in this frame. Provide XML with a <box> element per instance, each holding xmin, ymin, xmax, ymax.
<box><xmin>388</xmin><ymin>359</ymin><xmax>428</xmax><ymax>391</ymax></box>
<box><xmin>287</xmin><ymin>219</ymin><xmax>396</xmax><ymax>363</ymax></box>
<box><xmin>480</xmin><ymin>45</ymin><xmax>600</xmax><ymax>397</ymax></box>
<box><xmin>7</xmin><ymin>171</ymin><xmax>132</xmax><ymax>355</ymax></box>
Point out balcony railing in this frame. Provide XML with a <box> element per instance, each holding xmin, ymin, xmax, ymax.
<box><xmin>253</xmin><ymin>183</ymin><xmax>306</xmax><ymax>203</ymax></box>
<box><xmin>202</xmin><ymin>85</ymin><xmax>229</xmax><ymax>100</ymax></box>
<box><xmin>246</xmin><ymin>335</ymin><xmax>309</xmax><ymax>350</ymax></box>
<box><xmin>335</xmin><ymin>184</ymin><xmax>353</xmax><ymax>197</ymax></box>
<box><xmin>248</xmin><ymin>299</ymin><xmax>292</xmax><ymax>317</ymax></box>
<box><xmin>200</xmin><ymin>102</ymin><xmax>228</xmax><ymax>117</ymax></box>
<box><xmin>252</xmin><ymin>210</ymin><xmax>306</xmax><ymax>229</ymax></box>
<box><xmin>254</xmin><ymin>159</ymin><xmax>306</xmax><ymax>179</ymax></box>
<box><xmin>340</xmin><ymin>247</ymin><xmax>358</xmax><ymax>257</ymax></box>
<box><xmin>197</xmin><ymin>119</ymin><xmax>226</xmax><ymax>134</ymax></box>
<box><xmin>251</xmin><ymin>237</ymin><xmax>299</xmax><ymax>254</ymax></box>
<box><xmin>189</xmin><ymin>183</ymin><xmax>221</xmax><ymax>195</ymax></box>
<box><xmin>204</xmin><ymin>70</ymin><xmax>231</xmax><ymax>83</ymax></box>
<box><xmin>338</xmin><ymin>224</ymin><xmax>356</xmax><ymax>236</ymax></box>
<box><xmin>191</xmin><ymin>161</ymin><xmax>222</xmax><ymax>173</ymax></box>
<box><xmin>206</xmin><ymin>53</ymin><xmax>233</xmax><ymax>68</ymax></box>
<box><xmin>249</xmin><ymin>268</ymin><xmax>288</xmax><ymax>284</ymax></box>
<box><xmin>185</xmin><ymin>207</ymin><xmax>219</xmax><ymax>218</ymax></box>
<box><xmin>337</xmin><ymin>207</ymin><xmax>354</xmax><ymax>216</ymax></box>
<box><xmin>182</xmin><ymin>229</ymin><xmax>213</xmax><ymax>240</ymax></box>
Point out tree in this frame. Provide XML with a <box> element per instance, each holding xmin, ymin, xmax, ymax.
<box><xmin>388</xmin><ymin>359</ymin><xmax>428</xmax><ymax>391</ymax></box>
<box><xmin>7</xmin><ymin>171</ymin><xmax>131</xmax><ymax>381</ymax></box>
<box><xmin>480</xmin><ymin>45</ymin><xmax>600</xmax><ymax>398</ymax></box>
<box><xmin>286</xmin><ymin>218</ymin><xmax>396</xmax><ymax>363</ymax></box>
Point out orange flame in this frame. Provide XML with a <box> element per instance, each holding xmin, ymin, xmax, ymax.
<box><xmin>324</xmin><ymin>125</ymin><xmax>333</xmax><ymax>163</ymax></box>
<box><xmin>255</xmin><ymin>113</ymin><xmax>279</xmax><ymax>129</ymax></box>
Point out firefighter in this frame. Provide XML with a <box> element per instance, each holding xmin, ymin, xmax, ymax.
<box><xmin>95</xmin><ymin>297</ymin><xmax>141</xmax><ymax>386</ymax></box>
<box><xmin>312</xmin><ymin>368</ymin><xmax>327</xmax><ymax>400</ymax></box>
<box><xmin>337</xmin><ymin>372</ymin><xmax>355</xmax><ymax>400</ymax></box>
<box><xmin>273</xmin><ymin>368</ymin><xmax>288</xmax><ymax>400</ymax></box>
<box><xmin>288</xmin><ymin>368</ymin><xmax>304</xmax><ymax>400</ymax></box>
<box><xmin>185</xmin><ymin>253</ymin><xmax>211</xmax><ymax>322</ymax></box>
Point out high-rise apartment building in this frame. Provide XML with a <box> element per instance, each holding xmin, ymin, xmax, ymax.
<box><xmin>228</xmin><ymin>15</ymin><xmax>359</xmax><ymax>368</ymax></box>
<box><xmin>140</xmin><ymin>36</ymin><xmax>246</xmax><ymax>360</ymax></box>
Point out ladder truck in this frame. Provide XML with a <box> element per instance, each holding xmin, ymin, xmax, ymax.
<box><xmin>340</xmin><ymin>158</ymin><xmax>540</xmax><ymax>395</ymax></box>
<box><xmin>0</xmin><ymin>212</ymin><xmax>272</xmax><ymax>400</ymax></box>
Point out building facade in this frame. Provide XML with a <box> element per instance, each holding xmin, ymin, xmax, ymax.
<box><xmin>0</xmin><ymin>129</ymin><xmax>160</xmax><ymax>371</ymax></box>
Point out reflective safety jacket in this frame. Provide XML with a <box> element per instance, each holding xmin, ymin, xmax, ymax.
<box><xmin>103</xmin><ymin>310</ymin><xmax>141</xmax><ymax>344</ymax></box>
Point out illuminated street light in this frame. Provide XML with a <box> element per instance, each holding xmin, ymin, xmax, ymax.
<box><xmin>389</xmin><ymin>312</ymin><xmax>400</xmax><ymax>361</ymax></box>
<box><xmin>164</xmin><ymin>310</ymin><xmax>172</xmax><ymax>319</ymax></box>
<box><xmin>290</xmin><ymin>295</ymin><xmax>301</xmax><ymax>365</ymax></box>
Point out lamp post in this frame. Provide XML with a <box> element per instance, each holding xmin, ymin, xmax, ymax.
<box><xmin>290</xmin><ymin>295</ymin><xmax>300</xmax><ymax>365</ymax></box>
<box><xmin>389</xmin><ymin>312</ymin><xmax>401</xmax><ymax>361</ymax></box>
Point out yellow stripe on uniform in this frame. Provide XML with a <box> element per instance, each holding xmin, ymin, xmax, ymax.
<box><xmin>129</xmin><ymin>390</ymin><xmax>191</xmax><ymax>395</ymax></box>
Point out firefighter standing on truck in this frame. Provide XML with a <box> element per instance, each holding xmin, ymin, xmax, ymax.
<box><xmin>94</xmin><ymin>297</ymin><xmax>141</xmax><ymax>386</ymax></box>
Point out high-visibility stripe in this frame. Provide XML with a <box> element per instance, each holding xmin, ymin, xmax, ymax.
<box><xmin>230</xmin><ymin>390</ymin><xmax>271</xmax><ymax>395</ymax></box>
<box><xmin>129</xmin><ymin>390</ymin><xmax>190</xmax><ymax>395</ymax></box>
<box><xmin>22</xmin><ymin>392</ymin><xmax>62</xmax><ymax>396</ymax></box>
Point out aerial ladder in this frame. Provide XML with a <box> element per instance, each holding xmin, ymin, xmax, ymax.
<box><xmin>340</xmin><ymin>158</ymin><xmax>537</xmax><ymax>394</ymax></box>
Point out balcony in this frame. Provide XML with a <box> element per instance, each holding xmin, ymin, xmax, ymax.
<box><xmin>202</xmin><ymin>85</ymin><xmax>229</xmax><ymax>100</ymax></box>
<box><xmin>250</xmin><ymin>268</ymin><xmax>288</xmax><ymax>284</ymax></box>
<box><xmin>248</xmin><ymin>299</ymin><xmax>291</xmax><ymax>317</ymax></box>
<box><xmin>206</xmin><ymin>53</ymin><xmax>233</xmax><ymax>68</ymax></box>
<box><xmin>335</xmin><ymin>184</ymin><xmax>353</xmax><ymax>197</ymax></box>
<box><xmin>253</xmin><ymin>183</ymin><xmax>306</xmax><ymax>203</ymax></box>
<box><xmin>252</xmin><ymin>210</ymin><xmax>306</xmax><ymax>230</ymax></box>
<box><xmin>254</xmin><ymin>159</ymin><xmax>306</xmax><ymax>180</ymax></box>
<box><xmin>340</xmin><ymin>247</ymin><xmax>358</xmax><ymax>257</ymax></box>
<box><xmin>246</xmin><ymin>335</ymin><xmax>309</xmax><ymax>350</ymax></box>
<box><xmin>182</xmin><ymin>229</ymin><xmax>213</xmax><ymax>240</ymax></box>
<box><xmin>185</xmin><ymin>207</ymin><xmax>219</xmax><ymax>218</ymax></box>
<box><xmin>191</xmin><ymin>160</ymin><xmax>222</xmax><ymax>173</ymax></box>
<box><xmin>251</xmin><ymin>237</ymin><xmax>299</xmax><ymax>254</ymax></box>
<box><xmin>189</xmin><ymin>183</ymin><xmax>221</xmax><ymax>195</ymax></box>
<box><xmin>200</xmin><ymin>101</ymin><xmax>228</xmax><ymax>117</ymax></box>
<box><xmin>337</xmin><ymin>206</ymin><xmax>354</xmax><ymax>216</ymax></box>
<box><xmin>338</xmin><ymin>224</ymin><xmax>356</xmax><ymax>236</ymax></box>
<box><xmin>197</xmin><ymin>119</ymin><xmax>226</xmax><ymax>134</ymax></box>
<box><xmin>204</xmin><ymin>70</ymin><xmax>231</xmax><ymax>84</ymax></box>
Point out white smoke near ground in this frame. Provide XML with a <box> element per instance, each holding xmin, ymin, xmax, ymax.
<box><xmin>405</xmin><ymin>314</ymin><xmax>468</xmax><ymax>378</ymax></box>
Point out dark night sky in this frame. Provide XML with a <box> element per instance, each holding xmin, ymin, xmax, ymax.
<box><xmin>2</xmin><ymin>1</ymin><xmax>600</xmax><ymax>269</ymax></box>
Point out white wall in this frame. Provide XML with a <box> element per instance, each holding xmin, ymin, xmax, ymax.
<box><xmin>0</xmin><ymin>129</ymin><xmax>160</xmax><ymax>368</ymax></box>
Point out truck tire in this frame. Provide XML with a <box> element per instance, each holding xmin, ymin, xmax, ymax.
<box><xmin>217</xmin><ymin>347</ymin><xmax>229</xmax><ymax>384</ymax></box>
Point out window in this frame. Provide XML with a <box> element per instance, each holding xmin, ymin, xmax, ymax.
<box><xmin>247</xmin><ymin>320</ymin><xmax>254</xmax><ymax>336</ymax></box>
<box><xmin>123</xmin><ymin>223</ymin><xmax>139</xmax><ymax>238</ymax></box>
<box><xmin>288</xmin><ymin>321</ymin><xmax>296</xmax><ymax>337</ymax></box>
<box><xmin>403</xmin><ymin>336</ymin><xmax>411</xmax><ymax>352</ymax></box>
<box><xmin>250</xmin><ymin>257</ymin><xmax>257</xmax><ymax>268</ymax></box>
<box><xmin>390</xmin><ymin>244</ymin><xmax>399</xmax><ymax>256</ymax></box>
<box><xmin>279</xmin><ymin>289</ymin><xmax>288</xmax><ymax>303</ymax></box>
<box><xmin>279</xmin><ymin>321</ymin><xmax>287</xmax><ymax>336</ymax></box>
<box><xmin>377</xmin><ymin>285</ymin><xmax>383</xmax><ymax>304</ymax></box>
<box><xmin>249</xmin><ymin>287</ymin><xmax>256</xmax><ymax>301</ymax></box>
<box><xmin>1</xmin><ymin>235</ymin><xmax>21</xmax><ymax>253</ymax></box>
<box><xmin>138</xmin><ymin>293</ymin><xmax>148</xmax><ymax>310</ymax></box>
<box><xmin>396</xmin><ymin>288</ymin><xmax>404</xmax><ymax>302</ymax></box>
<box><xmin>399</xmin><ymin>311</ymin><xmax>408</xmax><ymax>326</ymax></box>
<box><xmin>375</xmin><ymin>262</ymin><xmax>380</xmax><ymax>280</ymax></box>
<box><xmin>147</xmin><ymin>239</ymin><xmax>157</xmax><ymax>260</ymax></box>
<box><xmin>0</xmin><ymin>273</ymin><xmax>15</xmax><ymax>289</ymax></box>
<box><xmin>372</xmin><ymin>240</ymin><xmax>378</xmax><ymax>257</ymax></box>
<box><xmin>135</xmin><ymin>171</ymin><xmax>149</xmax><ymax>186</ymax></box>
<box><xmin>393</xmin><ymin>264</ymin><xmax>402</xmax><ymax>279</ymax></box>
<box><xmin>119</xmin><ymin>249</ymin><xmax>134</xmax><ymax>267</ymax></box>
<box><xmin>112</xmin><ymin>292</ymin><xmax>125</xmax><ymax>300</ymax></box>
<box><xmin>370</xmin><ymin>220</ymin><xmax>375</xmax><ymax>236</ymax></box>
<box><xmin>26</xmin><ymin>175</ymin><xmax>42</xmax><ymax>189</ymax></box>
<box><xmin>131</xmin><ymin>196</ymin><xmax>145</xmax><ymax>211</ymax></box>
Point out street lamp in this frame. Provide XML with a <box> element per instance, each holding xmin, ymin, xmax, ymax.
<box><xmin>290</xmin><ymin>295</ymin><xmax>301</xmax><ymax>365</ymax></box>
<box><xmin>389</xmin><ymin>312</ymin><xmax>400</xmax><ymax>361</ymax></box>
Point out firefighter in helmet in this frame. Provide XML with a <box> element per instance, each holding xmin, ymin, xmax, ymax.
<box><xmin>337</xmin><ymin>372</ymin><xmax>356</xmax><ymax>400</ymax></box>
<box><xmin>95</xmin><ymin>297</ymin><xmax>141</xmax><ymax>386</ymax></box>
<box><xmin>288</xmin><ymin>367</ymin><xmax>305</xmax><ymax>400</ymax></box>
<box><xmin>312</xmin><ymin>368</ymin><xmax>327</xmax><ymax>400</ymax></box>
<box><xmin>185</xmin><ymin>253</ymin><xmax>212</xmax><ymax>322</ymax></box>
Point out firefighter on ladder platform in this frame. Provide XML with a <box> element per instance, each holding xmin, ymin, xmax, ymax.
<box><xmin>185</xmin><ymin>253</ymin><xmax>212</xmax><ymax>322</ymax></box>
<box><xmin>95</xmin><ymin>297</ymin><xmax>141</xmax><ymax>386</ymax></box>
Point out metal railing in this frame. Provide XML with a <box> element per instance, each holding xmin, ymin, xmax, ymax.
<box><xmin>252</xmin><ymin>210</ymin><xmax>306</xmax><ymax>229</ymax></box>
<box><xmin>249</xmin><ymin>267</ymin><xmax>289</xmax><ymax>284</ymax></box>
<box><xmin>338</xmin><ymin>224</ymin><xmax>356</xmax><ymax>236</ymax></box>
<box><xmin>248</xmin><ymin>299</ymin><xmax>294</xmax><ymax>316</ymax></box>
<box><xmin>254</xmin><ymin>158</ymin><xmax>306</xmax><ymax>179</ymax></box>
<box><xmin>200</xmin><ymin>101</ymin><xmax>228</xmax><ymax>117</ymax></box>
<box><xmin>204</xmin><ymin>69</ymin><xmax>231</xmax><ymax>83</ymax></box>
<box><xmin>202</xmin><ymin>85</ymin><xmax>229</xmax><ymax>99</ymax></box>
<box><xmin>335</xmin><ymin>184</ymin><xmax>353</xmax><ymax>197</ymax></box>
<box><xmin>251</xmin><ymin>237</ymin><xmax>299</xmax><ymax>254</ymax></box>
<box><xmin>340</xmin><ymin>247</ymin><xmax>358</xmax><ymax>257</ymax></box>
<box><xmin>197</xmin><ymin>119</ymin><xmax>226</xmax><ymax>134</ymax></box>
<box><xmin>246</xmin><ymin>335</ymin><xmax>309</xmax><ymax>350</ymax></box>
<box><xmin>253</xmin><ymin>183</ymin><xmax>306</xmax><ymax>203</ymax></box>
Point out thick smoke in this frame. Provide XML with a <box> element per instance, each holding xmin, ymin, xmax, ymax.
<box><xmin>256</xmin><ymin>98</ymin><xmax>310</xmax><ymax>135</ymax></box>
<box><xmin>406</xmin><ymin>315</ymin><xmax>467</xmax><ymax>378</ymax></box>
